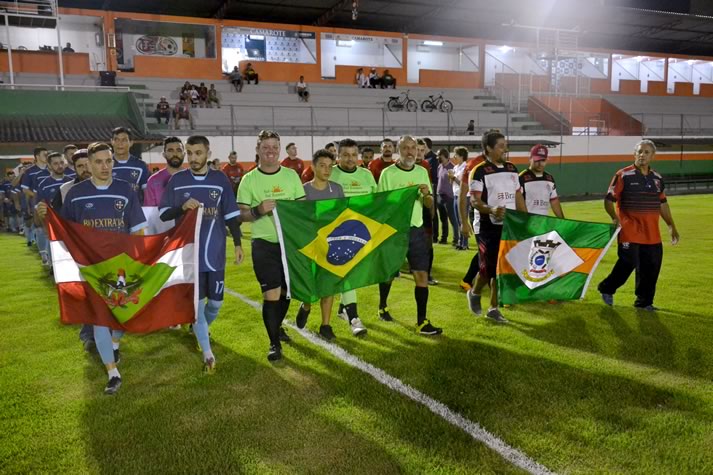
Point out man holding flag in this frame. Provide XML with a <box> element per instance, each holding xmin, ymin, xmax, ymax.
<box><xmin>376</xmin><ymin>135</ymin><xmax>442</xmax><ymax>335</ymax></box>
<box><xmin>160</xmin><ymin>136</ymin><xmax>243</xmax><ymax>373</ymax></box>
<box><xmin>61</xmin><ymin>142</ymin><xmax>148</xmax><ymax>395</ymax></box>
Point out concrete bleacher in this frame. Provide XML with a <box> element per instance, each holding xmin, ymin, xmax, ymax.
<box><xmin>606</xmin><ymin>95</ymin><xmax>713</xmax><ymax>135</ymax></box>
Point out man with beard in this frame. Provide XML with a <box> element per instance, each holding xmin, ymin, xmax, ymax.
<box><xmin>376</xmin><ymin>136</ymin><xmax>443</xmax><ymax>335</ymax></box>
<box><xmin>368</xmin><ymin>138</ymin><xmax>395</xmax><ymax>183</ymax></box>
<box><xmin>62</xmin><ymin>144</ymin><xmax>78</xmax><ymax>179</ymax></box>
<box><xmin>360</xmin><ymin>147</ymin><xmax>374</xmax><ymax>168</ymax></box>
<box><xmin>238</xmin><ymin>130</ymin><xmax>305</xmax><ymax>361</ymax></box>
<box><xmin>160</xmin><ymin>136</ymin><xmax>243</xmax><ymax>373</ymax></box>
<box><xmin>144</xmin><ymin>137</ymin><xmax>185</xmax><ymax>206</ymax></box>
<box><xmin>111</xmin><ymin>127</ymin><xmax>149</xmax><ymax>204</ymax></box>
<box><xmin>221</xmin><ymin>151</ymin><xmax>244</xmax><ymax>195</ymax></box>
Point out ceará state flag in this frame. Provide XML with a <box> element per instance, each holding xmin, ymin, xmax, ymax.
<box><xmin>46</xmin><ymin>207</ymin><xmax>202</xmax><ymax>332</ymax></box>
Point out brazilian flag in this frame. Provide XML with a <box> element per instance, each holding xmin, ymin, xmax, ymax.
<box><xmin>274</xmin><ymin>187</ymin><xmax>419</xmax><ymax>303</ymax></box>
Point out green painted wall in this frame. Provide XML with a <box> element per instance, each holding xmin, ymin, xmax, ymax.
<box><xmin>0</xmin><ymin>91</ymin><xmax>131</xmax><ymax>118</ymax></box>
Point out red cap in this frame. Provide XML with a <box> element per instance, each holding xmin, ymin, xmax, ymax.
<box><xmin>530</xmin><ymin>144</ymin><xmax>548</xmax><ymax>161</ymax></box>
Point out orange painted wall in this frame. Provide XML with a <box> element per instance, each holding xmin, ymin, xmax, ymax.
<box><xmin>674</xmin><ymin>82</ymin><xmax>694</xmax><ymax>96</ymax></box>
<box><xmin>699</xmin><ymin>83</ymin><xmax>713</xmax><ymax>98</ymax></box>
<box><xmin>419</xmin><ymin>70</ymin><xmax>481</xmax><ymax>89</ymax></box>
<box><xmin>618</xmin><ymin>79</ymin><xmax>641</xmax><ymax>95</ymax></box>
<box><xmin>334</xmin><ymin>65</ymin><xmax>405</xmax><ymax>86</ymax></box>
<box><xmin>122</xmin><ymin>56</ymin><xmax>223</xmax><ymax>80</ymax></box>
<box><xmin>0</xmin><ymin>51</ymin><xmax>91</xmax><ymax>75</ymax></box>
<box><xmin>533</xmin><ymin>96</ymin><xmax>642</xmax><ymax>135</ymax></box>
<box><xmin>647</xmin><ymin>81</ymin><xmax>667</xmax><ymax>95</ymax></box>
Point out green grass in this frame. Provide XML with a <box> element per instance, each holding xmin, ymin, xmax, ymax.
<box><xmin>1</xmin><ymin>195</ymin><xmax>712</xmax><ymax>473</ymax></box>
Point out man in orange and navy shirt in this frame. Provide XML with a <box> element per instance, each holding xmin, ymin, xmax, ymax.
<box><xmin>598</xmin><ymin>139</ymin><xmax>680</xmax><ymax>311</ymax></box>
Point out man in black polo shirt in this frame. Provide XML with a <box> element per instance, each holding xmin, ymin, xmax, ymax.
<box><xmin>467</xmin><ymin>130</ymin><xmax>526</xmax><ymax>323</ymax></box>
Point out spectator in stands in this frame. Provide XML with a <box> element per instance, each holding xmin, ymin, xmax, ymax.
<box><xmin>62</xmin><ymin>42</ymin><xmax>74</xmax><ymax>53</ymax></box>
<box><xmin>281</xmin><ymin>143</ymin><xmax>304</xmax><ymax>175</ymax></box>
<box><xmin>181</xmin><ymin>81</ymin><xmax>193</xmax><ymax>98</ymax></box>
<box><xmin>296</xmin><ymin>76</ymin><xmax>309</xmax><ymax>102</ymax></box>
<box><xmin>244</xmin><ymin>63</ymin><xmax>259</xmax><ymax>85</ymax></box>
<box><xmin>360</xmin><ymin>147</ymin><xmax>374</xmax><ymax>168</ymax></box>
<box><xmin>381</xmin><ymin>70</ymin><xmax>396</xmax><ymax>89</ymax></box>
<box><xmin>466</xmin><ymin>119</ymin><xmax>475</xmax><ymax>135</ymax></box>
<box><xmin>228</xmin><ymin>66</ymin><xmax>243</xmax><ymax>92</ymax></box>
<box><xmin>207</xmin><ymin>84</ymin><xmax>221</xmax><ymax>108</ymax></box>
<box><xmin>155</xmin><ymin>96</ymin><xmax>171</xmax><ymax>124</ymax></box>
<box><xmin>198</xmin><ymin>82</ymin><xmax>208</xmax><ymax>107</ymax></box>
<box><xmin>174</xmin><ymin>96</ymin><xmax>194</xmax><ymax>130</ymax></box>
<box><xmin>189</xmin><ymin>86</ymin><xmax>200</xmax><ymax>107</ymax></box>
<box><xmin>368</xmin><ymin>68</ymin><xmax>381</xmax><ymax>88</ymax></box>
<box><xmin>222</xmin><ymin>151</ymin><xmax>244</xmax><ymax>194</ymax></box>
<box><xmin>355</xmin><ymin>68</ymin><xmax>368</xmax><ymax>88</ymax></box>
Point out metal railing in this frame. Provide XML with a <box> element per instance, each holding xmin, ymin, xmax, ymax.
<box><xmin>0</xmin><ymin>83</ymin><xmax>130</xmax><ymax>92</ymax></box>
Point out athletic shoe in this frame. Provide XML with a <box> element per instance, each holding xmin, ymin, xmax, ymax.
<box><xmin>83</xmin><ymin>339</ymin><xmax>96</xmax><ymax>353</ymax></box>
<box><xmin>459</xmin><ymin>280</ymin><xmax>472</xmax><ymax>292</ymax></box>
<box><xmin>278</xmin><ymin>326</ymin><xmax>291</xmax><ymax>343</ymax></box>
<box><xmin>113</xmin><ymin>348</ymin><xmax>121</xmax><ymax>364</ymax></box>
<box><xmin>203</xmin><ymin>357</ymin><xmax>216</xmax><ymax>374</ymax></box>
<box><xmin>636</xmin><ymin>304</ymin><xmax>659</xmax><ymax>312</ymax></box>
<box><xmin>428</xmin><ymin>277</ymin><xmax>439</xmax><ymax>286</ymax></box>
<box><xmin>438</xmin><ymin>239</ymin><xmax>448</xmax><ymax>244</ymax></box>
<box><xmin>295</xmin><ymin>304</ymin><xmax>310</xmax><ymax>329</ymax></box>
<box><xmin>338</xmin><ymin>306</ymin><xmax>350</xmax><ymax>322</ymax></box>
<box><xmin>104</xmin><ymin>376</ymin><xmax>121</xmax><ymax>395</ymax></box>
<box><xmin>600</xmin><ymin>292</ymin><xmax>614</xmax><ymax>306</ymax></box>
<box><xmin>26</xmin><ymin>241</ymin><xmax>31</xmax><ymax>247</ymax></box>
<box><xmin>168</xmin><ymin>324</ymin><xmax>182</xmax><ymax>330</ymax></box>
<box><xmin>486</xmin><ymin>308</ymin><xmax>508</xmax><ymax>323</ymax></box>
<box><xmin>467</xmin><ymin>289</ymin><xmax>482</xmax><ymax>316</ymax></box>
<box><xmin>378</xmin><ymin>307</ymin><xmax>393</xmax><ymax>322</ymax></box>
<box><xmin>418</xmin><ymin>320</ymin><xmax>443</xmax><ymax>335</ymax></box>
<box><xmin>319</xmin><ymin>325</ymin><xmax>336</xmax><ymax>341</ymax></box>
<box><xmin>267</xmin><ymin>344</ymin><xmax>282</xmax><ymax>362</ymax></box>
<box><xmin>350</xmin><ymin>318</ymin><xmax>367</xmax><ymax>336</ymax></box>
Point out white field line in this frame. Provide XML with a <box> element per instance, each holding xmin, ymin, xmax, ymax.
<box><xmin>224</xmin><ymin>287</ymin><xmax>555</xmax><ymax>475</ymax></box>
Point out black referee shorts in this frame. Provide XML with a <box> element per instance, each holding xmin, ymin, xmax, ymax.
<box><xmin>407</xmin><ymin>226</ymin><xmax>430</xmax><ymax>272</ymax></box>
<box><xmin>477</xmin><ymin>225</ymin><xmax>502</xmax><ymax>280</ymax></box>
<box><xmin>251</xmin><ymin>238</ymin><xmax>286</xmax><ymax>292</ymax></box>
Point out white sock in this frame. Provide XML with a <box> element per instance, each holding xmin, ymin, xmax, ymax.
<box><xmin>112</xmin><ymin>340</ymin><xmax>120</xmax><ymax>350</ymax></box>
<box><xmin>108</xmin><ymin>368</ymin><xmax>120</xmax><ymax>379</ymax></box>
<box><xmin>203</xmin><ymin>350</ymin><xmax>215</xmax><ymax>362</ymax></box>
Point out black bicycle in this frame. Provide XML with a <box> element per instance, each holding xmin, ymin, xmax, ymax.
<box><xmin>387</xmin><ymin>90</ymin><xmax>418</xmax><ymax>112</ymax></box>
<box><xmin>421</xmin><ymin>93</ymin><xmax>454</xmax><ymax>113</ymax></box>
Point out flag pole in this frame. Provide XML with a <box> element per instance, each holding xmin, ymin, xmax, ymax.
<box><xmin>579</xmin><ymin>225</ymin><xmax>620</xmax><ymax>299</ymax></box>
<box><xmin>272</xmin><ymin>205</ymin><xmax>292</xmax><ymax>300</ymax></box>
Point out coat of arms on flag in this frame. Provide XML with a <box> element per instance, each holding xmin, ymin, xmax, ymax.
<box><xmin>497</xmin><ymin>210</ymin><xmax>618</xmax><ymax>305</ymax></box>
<box><xmin>46</xmin><ymin>207</ymin><xmax>202</xmax><ymax>332</ymax></box>
<box><xmin>274</xmin><ymin>187</ymin><xmax>419</xmax><ymax>303</ymax></box>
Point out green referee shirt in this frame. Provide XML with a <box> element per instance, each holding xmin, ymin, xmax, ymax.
<box><xmin>330</xmin><ymin>165</ymin><xmax>377</xmax><ymax>197</ymax></box>
<box><xmin>237</xmin><ymin>166</ymin><xmax>305</xmax><ymax>243</ymax></box>
<box><xmin>377</xmin><ymin>163</ymin><xmax>431</xmax><ymax>227</ymax></box>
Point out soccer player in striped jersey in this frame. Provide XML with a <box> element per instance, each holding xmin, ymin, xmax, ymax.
<box><xmin>19</xmin><ymin>148</ymin><xmax>50</xmax><ymax>250</ymax></box>
<box><xmin>160</xmin><ymin>136</ymin><xmax>243</xmax><ymax>373</ymax></box>
<box><xmin>467</xmin><ymin>130</ymin><xmax>527</xmax><ymax>323</ymax></box>
<box><xmin>62</xmin><ymin>142</ymin><xmax>148</xmax><ymax>395</ymax></box>
<box><xmin>111</xmin><ymin>127</ymin><xmax>149</xmax><ymax>204</ymax></box>
<box><xmin>518</xmin><ymin>145</ymin><xmax>564</xmax><ymax>218</ymax></box>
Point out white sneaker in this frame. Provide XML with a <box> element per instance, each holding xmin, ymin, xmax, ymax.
<box><xmin>350</xmin><ymin>317</ymin><xmax>367</xmax><ymax>336</ymax></box>
<box><xmin>338</xmin><ymin>307</ymin><xmax>350</xmax><ymax>322</ymax></box>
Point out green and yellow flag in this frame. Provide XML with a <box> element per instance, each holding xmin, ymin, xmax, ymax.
<box><xmin>274</xmin><ymin>187</ymin><xmax>419</xmax><ymax>303</ymax></box>
<box><xmin>497</xmin><ymin>210</ymin><xmax>619</xmax><ymax>305</ymax></box>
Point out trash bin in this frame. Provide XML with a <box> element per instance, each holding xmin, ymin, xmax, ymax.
<box><xmin>99</xmin><ymin>71</ymin><xmax>116</xmax><ymax>87</ymax></box>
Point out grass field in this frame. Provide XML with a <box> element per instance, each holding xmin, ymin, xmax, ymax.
<box><xmin>1</xmin><ymin>195</ymin><xmax>712</xmax><ymax>474</ymax></box>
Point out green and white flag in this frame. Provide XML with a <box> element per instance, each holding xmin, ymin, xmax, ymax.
<box><xmin>497</xmin><ymin>210</ymin><xmax>619</xmax><ymax>305</ymax></box>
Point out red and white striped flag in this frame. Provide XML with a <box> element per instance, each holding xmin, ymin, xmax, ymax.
<box><xmin>46</xmin><ymin>207</ymin><xmax>202</xmax><ymax>332</ymax></box>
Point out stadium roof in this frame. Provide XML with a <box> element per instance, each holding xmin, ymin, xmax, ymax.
<box><xmin>0</xmin><ymin>116</ymin><xmax>163</xmax><ymax>146</ymax></box>
<box><xmin>58</xmin><ymin>0</ymin><xmax>713</xmax><ymax>56</ymax></box>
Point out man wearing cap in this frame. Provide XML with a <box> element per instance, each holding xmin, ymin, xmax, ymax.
<box><xmin>156</xmin><ymin>96</ymin><xmax>171</xmax><ymax>124</ymax></box>
<box><xmin>519</xmin><ymin>144</ymin><xmax>564</xmax><ymax>218</ymax></box>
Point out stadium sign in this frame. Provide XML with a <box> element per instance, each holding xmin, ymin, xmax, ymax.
<box><xmin>136</xmin><ymin>36</ymin><xmax>179</xmax><ymax>56</ymax></box>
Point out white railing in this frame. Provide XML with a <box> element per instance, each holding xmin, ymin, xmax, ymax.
<box><xmin>0</xmin><ymin>83</ymin><xmax>130</xmax><ymax>92</ymax></box>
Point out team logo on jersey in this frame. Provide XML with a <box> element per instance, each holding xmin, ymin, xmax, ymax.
<box><xmin>84</xmin><ymin>203</ymin><xmax>94</xmax><ymax>209</ymax></box>
<box><xmin>99</xmin><ymin>268</ymin><xmax>143</xmax><ymax>309</ymax></box>
<box><xmin>271</xmin><ymin>185</ymin><xmax>284</xmax><ymax>194</ymax></box>
<box><xmin>114</xmin><ymin>199</ymin><xmax>126</xmax><ymax>211</ymax></box>
<box><xmin>653</xmin><ymin>179</ymin><xmax>661</xmax><ymax>192</ymax></box>
<box><xmin>209</xmin><ymin>190</ymin><xmax>220</xmax><ymax>201</ymax></box>
<box><xmin>131</xmin><ymin>170</ymin><xmax>139</xmax><ymax>179</ymax></box>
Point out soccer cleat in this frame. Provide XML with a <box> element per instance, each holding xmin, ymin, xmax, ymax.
<box><xmin>418</xmin><ymin>320</ymin><xmax>443</xmax><ymax>336</ymax></box>
<box><xmin>486</xmin><ymin>308</ymin><xmax>508</xmax><ymax>324</ymax></box>
<box><xmin>459</xmin><ymin>280</ymin><xmax>472</xmax><ymax>292</ymax></box>
<box><xmin>378</xmin><ymin>307</ymin><xmax>393</xmax><ymax>322</ymax></box>
<box><xmin>113</xmin><ymin>348</ymin><xmax>121</xmax><ymax>364</ymax></box>
<box><xmin>203</xmin><ymin>357</ymin><xmax>216</xmax><ymax>374</ymax></box>
<box><xmin>295</xmin><ymin>304</ymin><xmax>310</xmax><ymax>329</ymax></box>
<box><xmin>600</xmin><ymin>292</ymin><xmax>614</xmax><ymax>306</ymax></box>
<box><xmin>428</xmin><ymin>277</ymin><xmax>439</xmax><ymax>286</ymax></box>
<box><xmin>350</xmin><ymin>318</ymin><xmax>367</xmax><ymax>336</ymax></box>
<box><xmin>467</xmin><ymin>289</ymin><xmax>482</xmax><ymax>316</ymax></box>
<box><xmin>319</xmin><ymin>325</ymin><xmax>337</xmax><ymax>341</ymax></box>
<box><xmin>637</xmin><ymin>304</ymin><xmax>659</xmax><ymax>312</ymax></box>
<box><xmin>104</xmin><ymin>376</ymin><xmax>122</xmax><ymax>395</ymax></box>
<box><xmin>278</xmin><ymin>326</ymin><xmax>291</xmax><ymax>343</ymax></box>
<box><xmin>267</xmin><ymin>344</ymin><xmax>282</xmax><ymax>362</ymax></box>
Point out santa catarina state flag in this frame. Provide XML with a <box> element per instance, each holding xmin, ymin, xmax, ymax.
<box><xmin>46</xmin><ymin>207</ymin><xmax>202</xmax><ymax>332</ymax></box>
<box><xmin>274</xmin><ymin>187</ymin><xmax>419</xmax><ymax>303</ymax></box>
<box><xmin>497</xmin><ymin>210</ymin><xmax>619</xmax><ymax>305</ymax></box>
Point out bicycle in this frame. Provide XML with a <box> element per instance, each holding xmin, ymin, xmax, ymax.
<box><xmin>421</xmin><ymin>93</ymin><xmax>454</xmax><ymax>113</ymax></box>
<box><xmin>387</xmin><ymin>90</ymin><xmax>418</xmax><ymax>112</ymax></box>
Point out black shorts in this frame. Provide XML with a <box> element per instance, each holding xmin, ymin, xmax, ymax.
<box><xmin>407</xmin><ymin>226</ymin><xmax>430</xmax><ymax>272</ymax></box>
<box><xmin>477</xmin><ymin>225</ymin><xmax>502</xmax><ymax>280</ymax></box>
<box><xmin>251</xmin><ymin>238</ymin><xmax>286</xmax><ymax>292</ymax></box>
<box><xmin>198</xmin><ymin>270</ymin><xmax>226</xmax><ymax>301</ymax></box>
